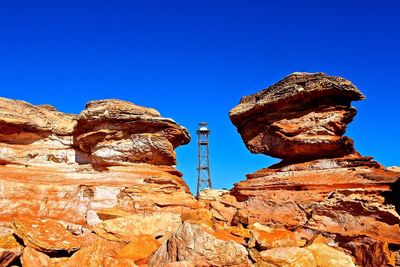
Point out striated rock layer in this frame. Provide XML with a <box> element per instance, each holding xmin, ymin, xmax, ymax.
<box><xmin>219</xmin><ymin>73</ymin><xmax>400</xmax><ymax>267</ymax></box>
<box><xmin>0</xmin><ymin>97</ymin><xmax>197</xmax><ymax>228</ymax></box>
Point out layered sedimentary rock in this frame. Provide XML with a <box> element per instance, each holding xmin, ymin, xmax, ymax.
<box><xmin>230</xmin><ymin>72</ymin><xmax>365</xmax><ymax>162</ymax></box>
<box><xmin>0</xmin><ymin>97</ymin><xmax>197</xmax><ymax>228</ymax></box>
<box><xmin>75</xmin><ymin>99</ymin><xmax>190</xmax><ymax>166</ymax></box>
<box><xmin>220</xmin><ymin>72</ymin><xmax>400</xmax><ymax>266</ymax></box>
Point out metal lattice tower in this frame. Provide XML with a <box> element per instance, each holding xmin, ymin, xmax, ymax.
<box><xmin>196</xmin><ymin>122</ymin><xmax>212</xmax><ymax>197</ymax></box>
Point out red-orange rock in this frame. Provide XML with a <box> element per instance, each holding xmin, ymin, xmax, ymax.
<box><xmin>55</xmin><ymin>239</ymin><xmax>129</xmax><ymax>267</ymax></box>
<box><xmin>225</xmin><ymin>73</ymin><xmax>400</xmax><ymax>266</ymax></box>
<box><xmin>0</xmin><ymin>97</ymin><xmax>197</xmax><ymax>228</ymax></box>
<box><xmin>75</xmin><ymin>99</ymin><xmax>190</xmax><ymax>166</ymax></box>
<box><xmin>21</xmin><ymin>247</ymin><xmax>53</xmax><ymax>267</ymax></box>
<box><xmin>12</xmin><ymin>218</ymin><xmax>81</xmax><ymax>253</ymax></box>
<box><xmin>117</xmin><ymin>234</ymin><xmax>161</xmax><ymax>264</ymax></box>
<box><xmin>341</xmin><ymin>236</ymin><xmax>396</xmax><ymax>267</ymax></box>
<box><xmin>224</xmin><ymin>157</ymin><xmax>400</xmax><ymax>266</ymax></box>
<box><xmin>229</xmin><ymin>72</ymin><xmax>365</xmax><ymax>162</ymax></box>
<box><xmin>212</xmin><ymin>229</ymin><xmax>247</xmax><ymax>245</ymax></box>
<box><xmin>249</xmin><ymin>228</ymin><xmax>298</xmax><ymax>250</ymax></box>
<box><xmin>0</xmin><ymin>234</ymin><xmax>23</xmax><ymax>267</ymax></box>
<box><xmin>180</xmin><ymin>208</ymin><xmax>214</xmax><ymax>229</ymax></box>
<box><xmin>93</xmin><ymin>213</ymin><xmax>182</xmax><ymax>243</ymax></box>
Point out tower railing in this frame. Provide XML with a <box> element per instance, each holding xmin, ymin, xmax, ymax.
<box><xmin>196</xmin><ymin>122</ymin><xmax>212</xmax><ymax>197</ymax></box>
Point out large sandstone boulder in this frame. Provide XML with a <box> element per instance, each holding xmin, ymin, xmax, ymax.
<box><xmin>230</xmin><ymin>72</ymin><xmax>365</xmax><ymax>162</ymax></box>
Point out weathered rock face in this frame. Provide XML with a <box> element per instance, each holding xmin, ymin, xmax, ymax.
<box><xmin>93</xmin><ymin>213</ymin><xmax>182</xmax><ymax>242</ymax></box>
<box><xmin>0</xmin><ymin>235</ymin><xmax>23</xmax><ymax>267</ymax></box>
<box><xmin>0</xmin><ymin>97</ymin><xmax>197</xmax><ymax>226</ymax></box>
<box><xmin>223</xmin><ymin>73</ymin><xmax>400</xmax><ymax>266</ymax></box>
<box><xmin>230</xmin><ymin>72</ymin><xmax>365</xmax><ymax>162</ymax></box>
<box><xmin>75</xmin><ymin>99</ymin><xmax>190</xmax><ymax>166</ymax></box>
<box><xmin>149</xmin><ymin>222</ymin><xmax>251</xmax><ymax>267</ymax></box>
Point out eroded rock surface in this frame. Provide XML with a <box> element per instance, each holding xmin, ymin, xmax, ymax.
<box><xmin>93</xmin><ymin>213</ymin><xmax>182</xmax><ymax>242</ymax></box>
<box><xmin>149</xmin><ymin>222</ymin><xmax>251</xmax><ymax>267</ymax></box>
<box><xmin>75</xmin><ymin>99</ymin><xmax>190</xmax><ymax>166</ymax></box>
<box><xmin>230</xmin><ymin>72</ymin><xmax>365</xmax><ymax>162</ymax></box>
<box><xmin>222</xmin><ymin>72</ymin><xmax>400</xmax><ymax>266</ymax></box>
<box><xmin>0</xmin><ymin>97</ymin><xmax>197</xmax><ymax>227</ymax></box>
<box><xmin>0</xmin><ymin>235</ymin><xmax>23</xmax><ymax>267</ymax></box>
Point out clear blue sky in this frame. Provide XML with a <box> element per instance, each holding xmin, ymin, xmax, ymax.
<box><xmin>1</xmin><ymin>0</ymin><xmax>399</xmax><ymax>192</ymax></box>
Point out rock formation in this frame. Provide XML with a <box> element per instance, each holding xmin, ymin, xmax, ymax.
<box><xmin>0</xmin><ymin>74</ymin><xmax>398</xmax><ymax>267</ymax></box>
<box><xmin>212</xmin><ymin>72</ymin><xmax>400</xmax><ymax>266</ymax></box>
<box><xmin>230</xmin><ymin>72</ymin><xmax>365</xmax><ymax>162</ymax></box>
<box><xmin>0</xmin><ymin>97</ymin><xmax>197</xmax><ymax>225</ymax></box>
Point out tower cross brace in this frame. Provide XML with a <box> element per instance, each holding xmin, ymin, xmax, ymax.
<box><xmin>196</xmin><ymin>122</ymin><xmax>212</xmax><ymax>197</ymax></box>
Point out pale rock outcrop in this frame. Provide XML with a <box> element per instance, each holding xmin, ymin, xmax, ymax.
<box><xmin>259</xmin><ymin>247</ymin><xmax>316</xmax><ymax>267</ymax></box>
<box><xmin>92</xmin><ymin>213</ymin><xmax>182</xmax><ymax>242</ymax></box>
<box><xmin>149</xmin><ymin>222</ymin><xmax>251</xmax><ymax>267</ymax></box>
<box><xmin>305</xmin><ymin>243</ymin><xmax>355</xmax><ymax>267</ymax></box>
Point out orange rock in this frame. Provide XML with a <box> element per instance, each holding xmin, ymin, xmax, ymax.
<box><xmin>248</xmin><ymin>222</ymin><xmax>273</xmax><ymax>233</ymax></box>
<box><xmin>117</xmin><ymin>235</ymin><xmax>161</xmax><ymax>264</ymax></box>
<box><xmin>93</xmin><ymin>213</ymin><xmax>182</xmax><ymax>243</ymax></box>
<box><xmin>21</xmin><ymin>247</ymin><xmax>52</xmax><ymax>267</ymax></box>
<box><xmin>305</xmin><ymin>243</ymin><xmax>356</xmax><ymax>267</ymax></box>
<box><xmin>75</xmin><ymin>99</ymin><xmax>190</xmax><ymax>166</ymax></box>
<box><xmin>165</xmin><ymin>262</ymin><xmax>195</xmax><ymax>267</ymax></box>
<box><xmin>341</xmin><ymin>236</ymin><xmax>396</xmax><ymax>267</ymax></box>
<box><xmin>12</xmin><ymin>218</ymin><xmax>81</xmax><ymax>253</ymax></box>
<box><xmin>230</xmin><ymin>226</ymin><xmax>252</xmax><ymax>239</ymax></box>
<box><xmin>97</xmin><ymin>209</ymin><xmax>133</xmax><ymax>221</ymax></box>
<box><xmin>229</xmin><ymin>72</ymin><xmax>365</xmax><ymax>161</ymax></box>
<box><xmin>0</xmin><ymin>97</ymin><xmax>197</xmax><ymax>228</ymax></box>
<box><xmin>0</xmin><ymin>234</ymin><xmax>23</xmax><ymax>267</ymax></box>
<box><xmin>217</xmin><ymin>224</ymin><xmax>252</xmax><ymax>239</ymax></box>
<box><xmin>259</xmin><ymin>247</ymin><xmax>316</xmax><ymax>267</ymax></box>
<box><xmin>212</xmin><ymin>229</ymin><xmax>246</xmax><ymax>245</ymax></box>
<box><xmin>250</xmin><ymin>228</ymin><xmax>298</xmax><ymax>250</ymax></box>
<box><xmin>58</xmin><ymin>239</ymin><xmax>126</xmax><ymax>267</ymax></box>
<box><xmin>226</xmin><ymin>73</ymin><xmax>400</xmax><ymax>267</ymax></box>
<box><xmin>149</xmin><ymin>222</ymin><xmax>251</xmax><ymax>266</ymax></box>
<box><xmin>310</xmin><ymin>234</ymin><xmax>329</xmax><ymax>245</ymax></box>
<box><xmin>0</xmin><ymin>163</ymin><xmax>198</xmax><ymax>226</ymax></box>
<box><xmin>181</xmin><ymin>208</ymin><xmax>214</xmax><ymax>229</ymax></box>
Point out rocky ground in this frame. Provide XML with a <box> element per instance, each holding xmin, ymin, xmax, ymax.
<box><xmin>0</xmin><ymin>72</ymin><xmax>399</xmax><ymax>267</ymax></box>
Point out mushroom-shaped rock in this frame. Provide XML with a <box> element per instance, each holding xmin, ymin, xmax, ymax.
<box><xmin>0</xmin><ymin>97</ymin><xmax>77</xmax><ymax>140</ymax></box>
<box><xmin>75</xmin><ymin>99</ymin><xmax>190</xmax><ymax>166</ymax></box>
<box><xmin>229</xmin><ymin>72</ymin><xmax>365</xmax><ymax>162</ymax></box>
